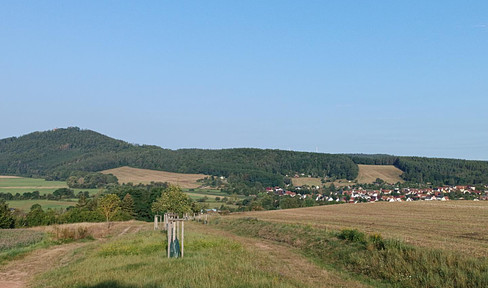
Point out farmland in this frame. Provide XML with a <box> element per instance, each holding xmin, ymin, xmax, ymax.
<box><xmin>231</xmin><ymin>201</ymin><xmax>488</xmax><ymax>257</ymax></box>
<box><xmin>356</xmin><ymin>164</ymin><xmax>404</xmax><ymax>183</ymax></box>
<box><xmin>6</xmin><ymin>200</ymin><xmax>76</xmax><ymax>211</ymax></box>
<box><xmin>0</xmin><ymin>177</ymin><xmax>98</xmax><ymax>196</ymax></box>
<box><xmin>101</xmin><ymin>166</ymin><xmax>207</xmax><ymax>188</ymax></box>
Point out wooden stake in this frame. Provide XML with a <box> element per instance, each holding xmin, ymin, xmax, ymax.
<box><xmin>182</xmin><ymin>221</ymin><xmax>184</xmax><ymax>258</ymax></box>
<box><xmin>167</xmin><ymin>222</ymin><xmax>171</xmax><ymax>258</ymax></box>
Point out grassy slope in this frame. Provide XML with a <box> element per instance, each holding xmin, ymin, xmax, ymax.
<box><xmin>230</xmin><ymin>201</ymin><xmax>488</xmax><ymax>257</ymax></box>
<box><xmin>101</xmin><ymin>166</ymin><xmax>207</xmax><ymax>189</ymax></box>
<box><xmin>32</xmin><ymin>222</ymin><xmax>365</xmax><ymax>288</ymax></box>
<box><xmin>356</xmin><ymin>164</ymin><xmax>403</xmax><ymax>184</ymax></box>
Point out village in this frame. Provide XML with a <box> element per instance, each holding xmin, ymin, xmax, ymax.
<box><xmin>266</xmin><ymin>184</ymin><xmax>488</xmax><ymax>203</ymax></box>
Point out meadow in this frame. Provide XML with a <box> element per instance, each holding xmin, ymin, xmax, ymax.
<box><xmin>6</xmin><ymin>200</ymin><xmax>77</xmax><ymax>211</ymax></box>
<box><xmin>356</xmin><ymin>164</ymin><xmax>404</xmax><ymax>184</ymax></box>
<box><xmin>0</xmin><ymin>177</ymin><xmax>98</xmax><ymax>196</ymax></box>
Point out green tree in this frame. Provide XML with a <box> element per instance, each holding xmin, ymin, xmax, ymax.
<box><xmin>151</xmin><ymin>185</ymin><xmax>192</xmax><ymax>216</ymax></box>
<box><xmin>0</xmin><ymin>199</ymin><xmax>15</xmax><ymax>228</ymax></box>
<box><xmin>121</xmin><ymin>193</ymin><xmax>135</xmax><ymax>218</ymax></box>
<box><xmin>98</xmin><ymin>194</ymin><xmax>121</xmax><ymax>226</ymax></box>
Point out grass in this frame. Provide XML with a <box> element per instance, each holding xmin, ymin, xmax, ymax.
<box><xmin>0</xmin><ymin>176</ymin><xmax>99</xmax><ymax>196</ymax></box>
<box><xmin>291</xmin><ymin>177</ymin><xmax>323</xmax><ymax>187</ymax></box>
<box><xmin>214</xmin><ymin>217</ymin><xmax>488</xmax><ymax>288</ymax></box>
<box><xmin>100</xmin><ymin>166</ymin><xmax>207</xmax><ymax>188</ymax></box>
<box><xmin>234</xmin><ymin>201</ymin><xmax>488</xmax><ymax>257</ymax></box>
<box><xmin>356</xmin><ymin>164</ymin><xmax>404</xmax><ymax>184</ymax></box>
<box><xmin>33</xmin><ymin>223</ymin><xmax>312</xmax><ymax>288</ymax></box>
<box><xmin>7</xmin><ymin>199</ymin><xmax>77</xmax><ymax>211</ymax></box>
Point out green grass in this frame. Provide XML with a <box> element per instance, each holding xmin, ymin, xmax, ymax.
<box><xmin>34</xmin><ymin>226</ymin><xmax>305</xmax><ymax>288</ymax></box>
<box><xmin>183</xmin><ymin>189</ymin><xmax>243</xmax><ymax>209</ymax></box>
<box><xmin>0</xmin><ymin>177</ymin><xmax>99</xmax><ymax>195</ymax></box>
<box><xmin>7</xmin><ymin>200</ymin><xmax>77</xmax><ymax>211</ymax></box>
<box><xmin>214</xmin><ymin>217</ymin><xmax>488</xmax><ymax>288</ymax></box>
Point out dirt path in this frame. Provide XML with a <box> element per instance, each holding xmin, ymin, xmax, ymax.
<box><xmin>196</xmin><ymin>224</ymin><xmax>370</xmax><ymax>288</ymax></box>
<box><xmin>0</xmin><ymin>222</ymin><xmax>148</xmax><ymax>288</ymax></box>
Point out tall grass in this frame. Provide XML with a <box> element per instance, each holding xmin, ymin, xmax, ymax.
<box><xmin>0</xmin><ymin>229</ymin><xmax>46</xmax><ymax>264</ymax></box>
<box><xmin>215</xmin><ymin>217</ymin><xmax>488</xmax><ymax>288</ymax></box>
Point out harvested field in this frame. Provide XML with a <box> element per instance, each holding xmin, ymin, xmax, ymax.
<box><xmin>291</xmin><ymin>177</ymin><xmax>322</xmax><ymax>187</ymax></box>
<box><xmin>356</xmin><ymin>164</ymin><xmax>403</xmax><ymax>184</ymax></box>
<box><xmin>100</xmin><ymin>166</ymin><xmax>207</xmax><ymax>188</ymax></box>
<box><xmin>232</xmin><ymin>201</ymin><xmax>488</xmax><ymax>257</ymax></box>
<box><xmin>0</xmin><ymin>176</ymin><xmax>20</xmax><ymax>179</ymax></box>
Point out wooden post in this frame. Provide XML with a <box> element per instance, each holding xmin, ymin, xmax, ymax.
<box><xmin>154</xmin><ymin>215</ymin><xmax>158</xmax><ymax>230</ymax></box>
<box><xmin>167</xmin><ymin>222</ymin><xmax>171</xmax><ymax>258</ymax></box>
<box><xmin>181</xmin><ymin>221</ymin><xmax>184</xmax><ymax>258</ymax></box>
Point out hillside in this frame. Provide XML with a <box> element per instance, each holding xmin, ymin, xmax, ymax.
<box><xmin>1</xmin><ymin>127</ymin><xmax>488</xmax><ymax>186</ymax></box>
<box><xmin>356</xmin><ymin>164</ymin><xmax>404</xmax><ymax>184</ymax></box>
<box><xmin>0</xmin><ymin>128</ymin><xmax>358</xmax><ymax>187</ymax></box>
<box><xmin>101</xmin><ymin>166</ymin><xmax>207</xmax><ymax>188</ymax></box>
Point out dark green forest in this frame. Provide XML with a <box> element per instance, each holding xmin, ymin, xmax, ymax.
<box><xmin>1</xmin><ymin>127</ymin><xmax>487</xmax><ymax>186</ymax></box>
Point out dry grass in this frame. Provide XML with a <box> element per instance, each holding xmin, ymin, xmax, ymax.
<box><xmin>356</xmin><ymin>164</ymin><xmax>404</xmax><ymax>184</ymax></box>
<box><xmin>291</xmin><ymin>177</ymin><xmax>322</xmax><ymax>187</ymax></box>
<box><xmin>231</xmin><ymin>201</ymin><xmax>488</xmax><ymax>257</ymax></box>
<box><xmin>100</xmin><ymin>166</ymin><xmax>207</xmax><ymax>188</ymax></box>
<box><xmin>0</xmin><ymin>176</ymin><xmax>21</xmax><ymax>179</ymax></box>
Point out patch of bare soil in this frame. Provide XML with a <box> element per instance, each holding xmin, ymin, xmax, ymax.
<box><xmin>0</xmin><ymin>221</ymin><xmax>149</xmax><ymax>288</ymax></box>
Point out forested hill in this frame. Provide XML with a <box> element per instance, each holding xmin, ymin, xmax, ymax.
<box><xmin>0</xmin><ymin>127</ymin><xmax>357</xmax><ymax>186</ymax></box>
<box><xmin>1</xmin><ymin>128</ymin><xmax>488</xmax><ymax>186</ymax></box>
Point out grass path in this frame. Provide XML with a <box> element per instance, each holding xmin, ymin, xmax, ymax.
<box><xmin>200</xmin><ymin>224</ymin><xmax>369</xmax><ymax>288</ymax></box>
<box><xmin>0</xmin><ymin>222</ymin><xmax>148</xmax><ymax>288</ymax></box>
<box><xmin>0</xmin><ymin>221</ymin><xmax>371</xmax><ymax>287</ymax></box>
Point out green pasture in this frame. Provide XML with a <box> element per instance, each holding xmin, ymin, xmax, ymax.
<box><xmin>0</xmin><ymin>177</ymin><xmax>99</xmax><ymax>195</ymax></box>
<box><xmin>7</xmin><ymin>200</ymin><xmax>77</xmax><ymax>211</ymax></box>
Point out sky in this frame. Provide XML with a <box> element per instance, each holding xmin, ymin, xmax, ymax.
<box><xmin>1</xmin><ymin>1</ymin><xmax>487</xmax><ymax>160</ymax></box>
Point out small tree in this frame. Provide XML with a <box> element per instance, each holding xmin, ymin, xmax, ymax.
<box><xmin>121</xmin><ymin>193</ymin><xmax>135</xmax><ymax>218</ymax></box>
<box><xmin>0</xmin><ymin>199</ymin><xmax>15</xmax><ymax>228</ymax></box>
<box><xmin>151</xmin><ymin>185</ymin><xmax>192</xmax><ymax>216</ymax></box>
<box><xmin>98</xmin><ymin>194</ymin><xmax>121</xmax><ymax>227</ymax></box>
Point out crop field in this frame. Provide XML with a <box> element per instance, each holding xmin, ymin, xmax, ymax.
<box><xmin>6</xmin><ymin>200</ymin><xmax>77</xmax><ymax>211</ymax></box>
<box><xmin>101</xmin><ymin>166</ymin><xmax>207</xmax><ymax>188</ymax></box>
<box><xmin>291</xmin><ymin>177</ymin><xmax>322</xmax><ymax>187</ymax></box>
<box><xmin>356</xmin><ymin>164</ymin><xmax>404</xmax><ymax>184</ymax></box>
<box><xmin>0</xmin><ymin>177</ymin><xmax>98</xmax><ymax>196</ymax></box>
<box><xmin>233</xmin><ymin>201</ymin><xmax>488</xmax><ymax>257</ymax></box>
<box><xmin>184</xmin><ymin>189</ymin><xmax>242</xmax><ymax>209</ymax></box>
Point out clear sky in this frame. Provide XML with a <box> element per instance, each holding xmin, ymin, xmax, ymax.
<box><xmin>1</xmin><ymin>1</ymin><xmax>487</xmax><ymax>160</ymax></box>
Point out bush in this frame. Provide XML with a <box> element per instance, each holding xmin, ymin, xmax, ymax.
<box><xmin>338</xmin><ymin>229</ymin><xmax>367</xmax><ymax>244</ymax></box>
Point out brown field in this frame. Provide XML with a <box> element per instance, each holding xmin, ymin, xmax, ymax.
<box><xmin>100</xmin><ymin>166</ymin><xmax>207</xmax><ymax>188</ymax></box>
<box><xmin>356</xmin><ymin>164</ymin><xmax>403</xmax><ymax>184</ymax></box>
<box><xmin>0</xmin><ymin>176</ymin><xmax>21</xmax><ymax>179</ymax></box>
<box><xmin>231</xmin><ymin>201</ymin><xmax>488</xmax><ymax>257</ymax></box>
<box><xmin>291</xmin><ymin>177</ymin><xmax>322</xmax><ymax>187</ymax></box>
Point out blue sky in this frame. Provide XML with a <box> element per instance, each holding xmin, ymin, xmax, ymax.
<box><xmin>1</xmin><ymin>1</ymin><xmax>487</xmax><ymax>160</ymax></box>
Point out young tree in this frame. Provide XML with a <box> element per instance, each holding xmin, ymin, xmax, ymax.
<box><xmin>98</xmin><ymin>194</ymin><xmax>121</xmax><ymax>227</ymax></box>
<box><xmin>0</xmin><ymin>199</ymin><xmax>15</xmax><ymax>228</ymax></box>
<box><xmin>151</xmin><ymin>185</ymin><xmax>192</xmax><ymax>216</ymax></box>
<box><xmin>121</xmin><ymin>193</ymin><xmax>135</xmax><ymax>217</ymax></box>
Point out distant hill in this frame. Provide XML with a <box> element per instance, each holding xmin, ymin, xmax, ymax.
<box><xmin>0</xmin><ymin>127</ymin><xmax>357</xmax><ymax>187</ymax></box>
<box><xmin>1</xmin><ymin>127</ymin><xmax>488</xmax><ymax>186</ymax></box>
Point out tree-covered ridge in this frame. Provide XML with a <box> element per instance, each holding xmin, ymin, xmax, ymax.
<box><xmin>1</xmin><ymin>127</ymin><xmax>488</xmax><ymax>186</ymax></box>
<box><xmin>0</xmin><ymin>127</ymin><xmax>357</xmax><ymax>186</ymax></box>
<box><xmin>350</xmin><ymin>153</ymin><xmax>488</xmax><ymax>185</ymax></box>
